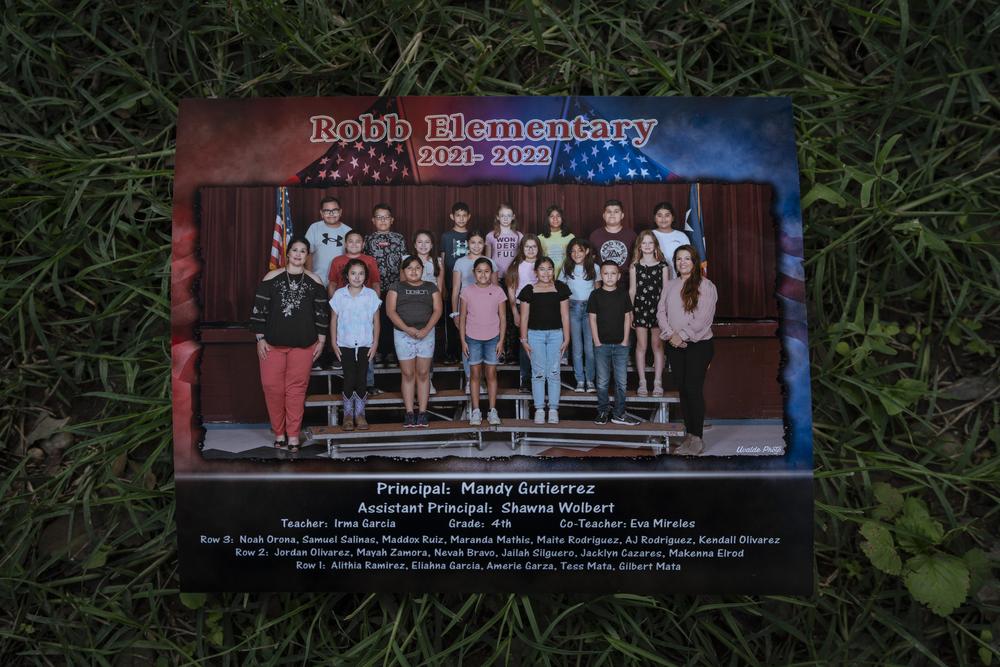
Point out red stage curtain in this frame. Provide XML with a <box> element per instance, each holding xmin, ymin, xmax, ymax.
<box><xmin>198</xmin><ymin>183</ymin><xmax>777</xmax><ymax>322</ymax></box>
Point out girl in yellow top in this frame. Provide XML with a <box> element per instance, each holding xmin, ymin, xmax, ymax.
<box><xmin>538</xmin><ymin>204</ymin><xmax>575</xmax><ymax>277</ymax></box>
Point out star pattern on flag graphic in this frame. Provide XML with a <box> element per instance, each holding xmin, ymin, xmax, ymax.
<box><xmin>550</xmin><ymin>98</ymin><xmax>672</xmax><ymax>184</ymax></box>
<box><xmin>295</xmin><ymin>98</ymin><xmax>415</xmax><ymax>186</ymax></box>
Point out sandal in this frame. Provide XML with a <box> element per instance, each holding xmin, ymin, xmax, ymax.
<box><xmin>637</xmin><ymin>384</ymin><xmax>648</xmax><ymax>397</ymax></box>
<box><xmin>652</xmin><ymin>384</ymin><xmax>664</xmax><ymax>397</ymax></box>
<box><xmin>287</xmin><ymin>440</ymin><xmax>300</xmax><ymax>453</ymax></box>
<box><xmin>273</xmin><ymin>439</ymin><xmax>286</xmax><ymax>449</ymax></box>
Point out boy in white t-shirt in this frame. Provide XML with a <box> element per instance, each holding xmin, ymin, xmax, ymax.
<box><xmin>649</xmin><ymin>201</ymin><xmax>690</xmax><ymax>280</ymax></box>
<box><xmin>305</xmin><ymin>196</ymin><xmax>351</xmax><ymax>287</ymax></box>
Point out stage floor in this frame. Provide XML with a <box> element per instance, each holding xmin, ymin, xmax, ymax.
<box><xmin>200</xmin><ymin>420</ymin><xmax>786</xmax><ymax>460</ymax></box>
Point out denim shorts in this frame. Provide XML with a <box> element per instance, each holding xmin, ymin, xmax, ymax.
<box><xmin>465</xmin><ymin>335</ymin><xmax>500</xmax><ymax>366</ymax></box>
<box><xmin>394</xmin><ymin>328</ymin><xmax>435</xmax><ymax>360</ymax></box>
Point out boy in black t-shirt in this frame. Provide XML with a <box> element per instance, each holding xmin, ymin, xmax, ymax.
<box><xmin>587</xmin><ymin>261</ymin><xmax>641</xmax><ymax>425</ymax></box>
<box><xmin>440</xmin><ymin>202</ymin><xmax>471</xmax><ymax>362</ymax></box>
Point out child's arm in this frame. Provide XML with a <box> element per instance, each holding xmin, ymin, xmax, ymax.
<box><xmin>422</xmin><ymin>290</ymin><xmax>443</xmax><ymax>337</ymax></box>
<box><xmin>559</xmin><ymin>299</ymin><xmax>570</xmax><ymax>355</ymax></box>
<box><xmin>519</xmin><ymin>301</ymin><xmax>531</xmax><ymax>354</ymax></box>
<box><xmin>369</xmin><ymin>306</ymin><xmax>380</xmax><ymax>361</ymax></box>
<box><xmin>622</xmin><ymin>310</ymin><xmax>632</xmax><ymax>346</ymax></box>
<box><xmin>451</xmin><ymin>268</ymin><xmax>462</xmax><ymax>316</ymax></box>
<box><xmin>495</xmin><ymin>298</ymin><xmax>507</xmax><ymax>357</ymax></box>
<box><xmin>436</xmin><ymin>257</ymin><xmax>445</xmax><ymax>294</ymax></box>
<box><xmin>628</xmin><ymin>264</ymin><xmax>637</xmax><ymax>305</ymax></box>
<box><xmin>329</xmin><ymin>310</ymin><xmax>341</xmax><ymax>360</ymax></box>
<box><xmin>589</xmin><ymin>312</ymin><xmax>601</xmax><ymax>347</ymax></box>
<box><xmin>458</xmin><ymin>297</ymin><xmax>470</xmax><ymax>359</ymax></box>
<box><xmin>507</xmin><ymin>278</ymin><xmax>520</xmax><ymax>328</ymax></box>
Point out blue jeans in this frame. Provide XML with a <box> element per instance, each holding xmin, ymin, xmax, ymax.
<box><xmin>596</xmin><ymin>344</ymin><xmax>629</xmax><ymax>417</ymax></box>
<box><xmin>568</xmin><ymin>299</ymin><xmax>595</xmax><ymax>385</ymax></box>
<box><xmin>528</xmin><ymin>329</ymin><xmax>563</xmax><ymax>410</ymax></box>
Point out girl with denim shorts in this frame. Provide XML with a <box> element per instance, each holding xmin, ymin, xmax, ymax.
<box><xmin>460</xmin><ymin>257</ymin><xmax>507</xmax><ymax>426</ymax></box>
<box><xmin>386</xmin><ymin>256</ymin><xmax>443</xmax><ymax>428</ymax></box>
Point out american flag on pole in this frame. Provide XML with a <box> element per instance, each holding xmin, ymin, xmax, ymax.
<box><xmin>549</xmin><ymin>97</ymin><xmax>674</xmax><ymax>184</ymax></box>
<box><xmin>269</xmin><ymin>186</ymin><xmax>292</xmax><ymax>270</ymax></box>
<box><xmin>685</xmin><ymin>182</ymin><xmax>708</xmax><ymax>274</ymax></box>
<box><xmin>294</xmin><ymin>97</ymin><xmax>416</xmax><ymax>186</ymax></box>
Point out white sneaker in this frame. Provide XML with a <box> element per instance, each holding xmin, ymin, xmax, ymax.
<box><xmin>548</xmin><ymin>409</ymin><xmax>559</xmax><ymax>424</ymax></box>
<box><xmin>469</xmin><ymin>408</ymin><xmax>482</xmax><ymax>426</ymax></box>
<box><xmin>429</xmin><ymin>382</ymin><xmax>437</xmax><ymax>395</ymax></box>
<box><xmin>574</xmin><ymin>382</ymin><xmax>585</xmax><ymax>392</ymax></box>
<box><xmin>534</xmin><ymin>409</ymin><xmax>546</xmax><ymax>424</ymax></box>
<box><xmin>464</xmin><ymin>382</ymin><xmax>470</xmax><ymax>395</ymax></box>
<box><xmin>487</xmin><ymin>408</ymin><xmax>501</xmax><ymax>426</ymax></box>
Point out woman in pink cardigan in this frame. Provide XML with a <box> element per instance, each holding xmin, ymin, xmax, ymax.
<box><xmin>657</xmin><ymin>245</ymin><xmax>717</xmax><ymax>456</ymax></box>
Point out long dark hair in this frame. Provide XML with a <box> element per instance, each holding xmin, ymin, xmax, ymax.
<box><xmin>540</xmin><ymin>204</ymin><xmax>571</xmax><ymax>238</ymax></box>
<box><xmin>562</xmin><ymin>238</ymin><xmax>595</xmax><ymax>281</ymax></box>
<box><xmin>673</xmin><ymin>244</ymin><xmax>703</xmax><ymax>313</ymax></box>
<box><xmin>506</xmin><ymin>233</ymin><xmax>541</xmax><ymax>295</ymax></box>
<box><xmin>409</xmin><ymin>229</ymin><xmax>440</xmax><ymax>276</ymax></box>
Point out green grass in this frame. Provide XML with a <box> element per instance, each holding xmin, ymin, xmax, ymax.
<box><xmin>2</xmin><ymin>0</ymin><xmax>998</xmax><ymax>663</ymax></box>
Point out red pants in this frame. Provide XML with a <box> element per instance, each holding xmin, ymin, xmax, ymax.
<box><xmin>259</xmin><ymin>345</ymin><xmax>313</xmax><ymax>437</ymax></box>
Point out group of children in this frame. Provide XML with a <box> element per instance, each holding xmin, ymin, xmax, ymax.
<box><xmin>307</xmin><ymin>196</ymin><xmax>711</xmax><ymax>441</ymax></box>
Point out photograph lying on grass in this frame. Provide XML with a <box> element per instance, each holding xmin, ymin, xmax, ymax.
<box><xmin>196</xmin><ymin>182</ymin><xmax>784</xmax><ymax>460</ymax></box>
<box><xmin>172</xmin><ymin>96</ymin><xmax>813</xmax><ymax>592</ymax></box>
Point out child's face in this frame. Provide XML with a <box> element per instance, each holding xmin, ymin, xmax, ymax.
<box><xmin>474</xmin><ymin>263</ymin><xmax>493</xmax><ymax>286</ymax></box>
<box><xmin>654</xmin><ymin>208</ymin><xmax>674</xmax><ymax>230</ymax></box>
<box><xmin>403</xmin><ymin>261</ymin><xmax>423</xmax><ymax>284</ymax></box>
<box><xmin>640</xmin><ymin>235</ymin><xmax>656</xmax><ymax>255</ymax></box>
<box><xmin>523</xmin><ymin>240</ymin><xmax>538</xmax><ymax>259</ymax></box>
<box><xmin>497</xmin><ymin>208</ymin><xmax>514</xmax><ymax>226</ymax></box>
<box><xmin>450</xmin><ymin>210</ymin><xmax>470</xmax><ymax>227</ymax></box>
<box><xmin>414</xmin><ymin>234</ymin><xmax>433</xmax><ymax>256</ymax></box>
<box><xmin>535</xmin><ymin>262</ymin><xmax>554</xmax><ymax>283</ymax></box>
<box><xmin>570</xmin><ymin>244</ymin><xmax>588</xmax><ymax>264</ymax></box>
<box><xmin>320</xmin><ymin>202</ymin><xmax>342</xmax><ymax>225</ymax></box>
<box><xmin>469</xmin><ymin>236</ymin><xmax>485</xmax><ymax>255</ymax></box>
<box><xmin>674</xmin><ymin>250</ymin><xmax>694</xmax><ymax>277</ymax></box>
<box><xmin>547</xmin><ymin>209</ymin><xmax>562</xmax><ymax>230</ymax></box>
<box><xmin>348</xmin><ymin>265</ymin><xmax>367</xmax><ymax>287</ymax></box>
<box><xmin>602</xmin><ymin>205</ymin><xmax>624</xmax><ymax>227</ymax></box>
<box><xmin>600</xmin><ymin>264</ymin><xmax>620</xmax><ymax>288</ymax></box>
<box><xmin>345</xmin><ymin>235</ymin><xmax>364</xmax><ymax>255</ymax></box>
<box><xmin>372</xmin><ymin>209</ymin><xmax>393</xmax><ymax>232</ymax></box>
<box><xmin>287</xmin><ymin>242</ymin><xmax>308</xmax><ymax>266</ymax></box>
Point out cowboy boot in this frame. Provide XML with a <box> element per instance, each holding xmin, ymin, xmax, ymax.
<box><xmin>354</xmin><ymin>393</ymin><xmax>369</xmax><ymax>430</ymax></box>
<box><xmin>341</xmin><ymin>393</ymin><xmax>355</xmax><ymax>431</ymax></box>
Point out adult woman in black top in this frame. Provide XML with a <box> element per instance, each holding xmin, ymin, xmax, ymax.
<box><xmin>250</xmin><ymin>237</ymin><xmax>329</xmax><ymax>452</ymax></box>
<box><xmin>518</xmin><ymin>256</ymin><xmax>571</xmax><ymax>425</ymax></box>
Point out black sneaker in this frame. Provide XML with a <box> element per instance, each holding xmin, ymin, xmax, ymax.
<box><xmin>518</xmin><ymin>383</ymin><xmax>530</xmax><ymax>394</ymax></box>
<box><xmin>375</xmin><ymin>353</ymin><xmax>385</xmax><ymax>366</ymax></box>
<box><xmin>416</xmin><ymin>412</ymin><xmax>429</xmax><ymax>428</ymax></box>
<box><xmin>593</xmin><ymin>411</ymin><xmax>609</xmax><ymax>425</ymax></box>
<box><xmin>611</xmin><ymin>414</ymin><xmax>641</xmax><ymax>426</ymax></box>
<box><xmin>328</xmin><ymin>359</ymin><xmax>342</xmax><ymax>370</ymax></box>
<box><xmin>403</xmin><ymin>412</ymin><xmax>416</xmax><ymax>428</ymax></box>
<box><xmin>367</xmin><ymin>385</ymin><xmax>384</xmax><ymax>396</ymax></box>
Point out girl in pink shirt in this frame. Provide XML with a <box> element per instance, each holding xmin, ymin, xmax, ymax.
<box><xmin>656</xmin><ymin>245</ymin><xmax>717</xmax><ymax>456</ymax></box>
<box><xmin>459</xmin><ymin>258</ymin><xmax>507</xmax><ymax>426</ymax></box>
